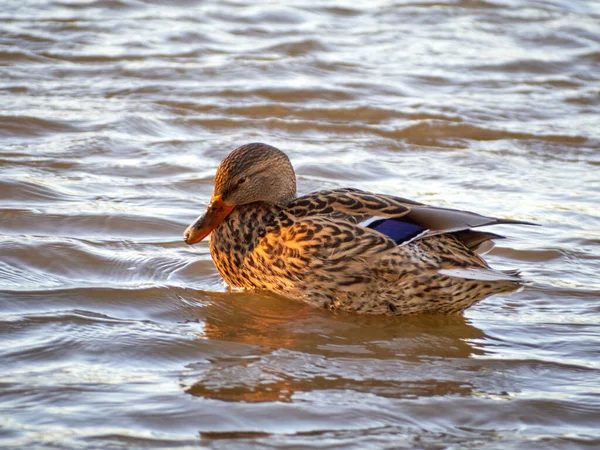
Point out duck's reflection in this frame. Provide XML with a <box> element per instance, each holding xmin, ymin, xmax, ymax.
<box><xmin>180</xmin><ymin>290</ymin><xmax>488</xmax><ymax>403</ymax></box>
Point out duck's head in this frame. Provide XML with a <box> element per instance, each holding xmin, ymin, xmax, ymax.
<box><xmin>184</xmin><ymin>143</ymin><xmax>296</xmax><ymax>245</ymax></box>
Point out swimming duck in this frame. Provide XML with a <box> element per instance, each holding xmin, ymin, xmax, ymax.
<box><xmin>184</xmin><ymin>143</ymin><xmax>531</xmax><ymax>315</ymax></box>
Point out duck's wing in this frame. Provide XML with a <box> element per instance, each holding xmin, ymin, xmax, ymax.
<box><xmin>288</xmin><ymin>188</ymin><xmax>535</xmax><ymax>247</ymax></box>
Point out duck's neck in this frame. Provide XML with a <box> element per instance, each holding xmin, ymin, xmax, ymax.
<box><xmin>209</xmin><ymin>202</ymin><xmax>282</xmax><ymax>262</ymax></box>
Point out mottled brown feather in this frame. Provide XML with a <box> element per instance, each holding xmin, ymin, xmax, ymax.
<box><xmin>209</xmin><ymin>191</ymin><xmax>522</xmax><ymax>315</ymax></box>
<box><xmin>192</xmin><ymin>143</ymin><xmax>528</xmax><ymax>315</ymax></box>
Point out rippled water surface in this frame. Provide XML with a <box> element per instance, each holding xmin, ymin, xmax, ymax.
<box><xmin>2</xmin><ymin>0</ymin><xmax>600</xmax><ymax>448</ymax></box>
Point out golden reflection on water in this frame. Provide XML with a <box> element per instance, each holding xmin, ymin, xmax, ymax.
<box><xmin>181</xmin><ymin>291</ymin><xmax>485</xmax><ymax>403</ymax></box>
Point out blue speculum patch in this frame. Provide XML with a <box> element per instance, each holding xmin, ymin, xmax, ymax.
<box><xmin>367</xmin><ymin>218</ymin><xmax>426</xmax><ymax>244</ymax></box>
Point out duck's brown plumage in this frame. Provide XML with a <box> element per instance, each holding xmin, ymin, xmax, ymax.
<box><xmin>184</xmin><ymin>143</ymin><xmax>532</xmax><ymax>315</ymax></box>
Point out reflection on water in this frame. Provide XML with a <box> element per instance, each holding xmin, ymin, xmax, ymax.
<box><xmin>2</xmin><ymin>0</ymin><xmax>600</xmax><ymax>448</ymax></box>
<box><xmin>184</xmin><ymin>293</ymin><xmax>484</xmax><ymax>402</ymax></box>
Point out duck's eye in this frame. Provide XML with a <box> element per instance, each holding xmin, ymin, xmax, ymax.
<box><xmin>237</xmin><ymin>177</ymin><xmax>247</xmax><ymax>186</ymax></box>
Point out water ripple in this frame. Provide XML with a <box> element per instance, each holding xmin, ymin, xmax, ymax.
<box><xmin>1</xmin><ymin>0</ymin><xmax>599</xmax><ymax>448</ymax></box>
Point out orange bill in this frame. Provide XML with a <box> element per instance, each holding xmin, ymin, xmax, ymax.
<box><xmin>183</xmin><ymin>196</ymin><xmax>234</xmax><ymax>245</ymax></box>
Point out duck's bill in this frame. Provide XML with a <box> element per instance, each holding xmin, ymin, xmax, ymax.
<box><xmin>183</xmin><ymin>198</ymin><xmax>234</xmax><ymax>245</ymax></box>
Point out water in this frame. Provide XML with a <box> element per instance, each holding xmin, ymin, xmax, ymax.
<box><xmin>1</xmin><ymin>0</ymin><xmax>599</xmax><ymax>448</ymax></box>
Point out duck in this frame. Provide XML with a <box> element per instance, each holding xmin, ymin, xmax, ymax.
<box><xmin>184</xmin><ymin>142</ymin><xmax>532</xmax><ymax>315</ymax></box>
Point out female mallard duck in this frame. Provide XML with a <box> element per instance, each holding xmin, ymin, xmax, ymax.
<box><xmin>184</xmin><ymin>143</ymin><xmax>531</xmax><ymax>315</ymax></box>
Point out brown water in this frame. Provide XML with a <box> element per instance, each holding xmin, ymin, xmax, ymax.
<box><xmin>1</xmin><ymin>0</ymin><xmax>600</xmax><ymax>448</ymax></box>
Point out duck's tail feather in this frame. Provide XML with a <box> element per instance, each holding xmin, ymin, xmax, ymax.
<box><xmin>438</xmin><ymin>267</ymin><xmax>522</xmax><ymax>283</ymax></box>
<box><xmin>453</xmin><ymin>230</ymin><xmax>505</xmax><ymax>255</ymax></box>
<box><xmin>405</xmin><ymin>206</ymin><xmax>537</xmax><ymax>236</ymax></box>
